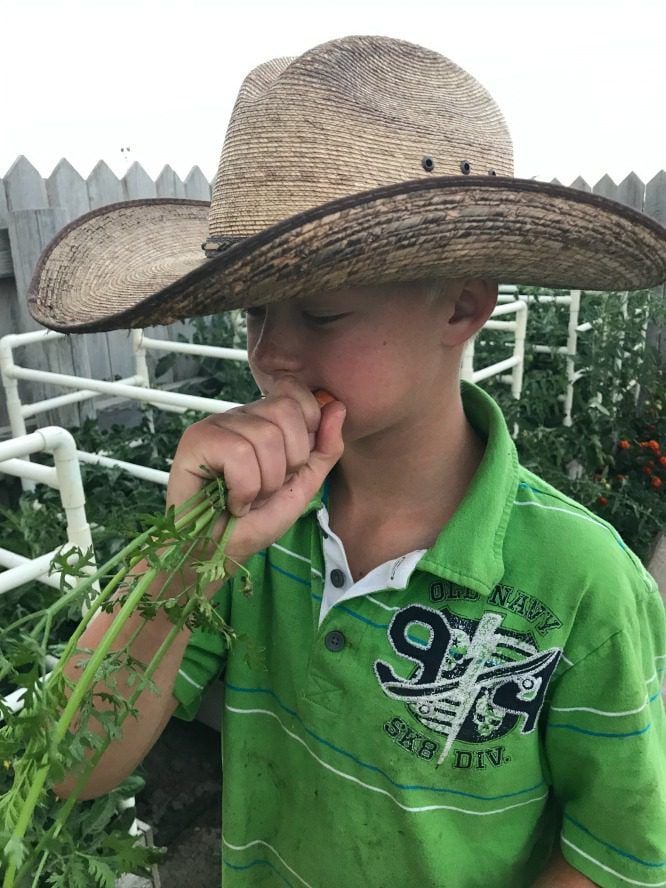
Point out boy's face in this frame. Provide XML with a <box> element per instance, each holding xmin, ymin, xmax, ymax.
<box><xmin>245</xmin><ymin>280</ymin><xmax>482</xmax><ymax>444</ymax></box>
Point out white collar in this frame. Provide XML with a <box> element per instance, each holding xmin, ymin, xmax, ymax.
<box><xmin>316</xmin><ymin>503</ymin><xmax>427</xmax><ymax>626</ymax></box>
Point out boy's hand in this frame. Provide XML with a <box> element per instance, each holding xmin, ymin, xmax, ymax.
<box><xmin>166</xmin><ymin>376</ymin><xmax>346</xmax><ymax>566</ymax></box>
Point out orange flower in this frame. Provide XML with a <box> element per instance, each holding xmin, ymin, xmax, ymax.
<box><xmin>643</xmin><ymin>465</ymin><xmax>653</xmax><ymax>476</ymax></box>
<box><xmin>650</xmin><ymin>476</ymin><xmax>663</xmax><ymax>490</ymax></box>
<box><xmin>597</xmin><ymin>496</ymin><xmax>609</xmax><ymax>506</ymax></box>
<box><xmin>659</xmin><ymin>456</ymin><xmax>666</xmax><ymax>467</ymax></box>
<box><xmin>648</xmin><ymin>440</ymin><xmax>661</xmax><ymax>454</ymax></box>
<box><xmin>617</xmin><ymin>439</ymin><xmax>631</xmax><ymax>450</ymax></box>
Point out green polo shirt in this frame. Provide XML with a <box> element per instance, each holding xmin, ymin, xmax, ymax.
<box><xmin>173</xmin><ymin>382</ymin><xmax>666</xmax><ymax>888</ymax></box>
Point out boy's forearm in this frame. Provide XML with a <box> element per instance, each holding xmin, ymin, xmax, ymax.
<box><xmin>54</xmin><ymin>567</ymin><xmax>194</xmax><ymax>800</ymax></box>
<box><xmin>532</xmin><ymin>847</ymin><xmax>598</xmax><ymax>887</ymax></box>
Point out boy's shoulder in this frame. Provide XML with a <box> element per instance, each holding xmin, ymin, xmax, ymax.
<box><xmin>512</xmin><ymin>464</ymin><xmax>632</xmax><ymax>564</ymax></box>
<box><xmin>506</xmin><ymin>464</ymin><xmax>660</xmax><ymax>637</ymax></box>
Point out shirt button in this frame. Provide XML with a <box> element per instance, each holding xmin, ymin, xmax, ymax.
<box><xmin>324</xmin><ymin>630</ymin><xmax>346</xmax><ymax>652</ymax></box>
<box><xmin>330</xmin><ymin>568</ymin><xmax>346</xmax><ymax>588</ymax></box>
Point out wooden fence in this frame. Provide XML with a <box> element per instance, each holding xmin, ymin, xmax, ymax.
<box><xmin>0</xmin><ymin>156</ymin><xmax>664</xmax><ymax>432</ymax></box>
<box><xmin>0</xmin><ymin>156</ymin><xmax>212</xmax><ymax>431</ymax></box>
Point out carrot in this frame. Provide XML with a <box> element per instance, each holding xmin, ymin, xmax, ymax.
<box><xmin>313</xmin><ymin>389</ymin><xmax>335</xmax><ymax>407</ymax></box>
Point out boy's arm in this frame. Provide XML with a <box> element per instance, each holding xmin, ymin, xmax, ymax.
<box><xmin>541</xmin><ymin>571</ymin><xmax>665</xmax><ymax>888</ymax></box>
<box><xmin>54</xmin><ymin>583</ymin><xmax>194</xmax><ymax>799</ymax></box>
<box><xmin>533</xmin><ymin>848</ymin><xmax>599</xmax><ymax>887</ymax></box>
<box><xmin>55</xmin><ymin>379</ymin><xmax>345</xmax><ymax>799</ymax></box>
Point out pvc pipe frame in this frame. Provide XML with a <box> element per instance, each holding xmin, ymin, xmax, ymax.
<box><xmin>461</xmin><ymin>298</ymin><xmax>527</xmax><ymax>399</ymax></box>
<box><xmin>0</xmin><ymin>328</ymin><xmax>244</xmax><ymax>493</ymax></box>
<box><xmin>0</xmin><ymin>427</ymin><xmax>97</xmax><ymax>596</ymax></box>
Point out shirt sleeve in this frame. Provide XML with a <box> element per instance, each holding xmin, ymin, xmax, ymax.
<box><xmin>544</xmin><ymin>575</ymin><xmax>666</xmax><ymax>888</ymax></box>
<box><xmin>172</xmin><ymin>579</ymin><xmax>232</xmax><ymax>721</ymax></box>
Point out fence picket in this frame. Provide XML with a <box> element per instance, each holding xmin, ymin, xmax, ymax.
<box><xmin>645</xmin><ymin>170</ymin><xmax>666</xmax><ymax>226</ymax></box>
<box><xmin>156</xmin><ymin>165</ymin><xmax>186</xmax><ymax>198</ymax></box>
<box><xmin>123</xmin><ymin>162</ymin><xmax>157</xmax><ymax>200</ymax></box>
<box><xmin>86</xmin><ymin>160</ymin><xmax>124</xmax><ymax>209</ymax></box>
<box><xmin>46</xmin><ymin>159</ymin><xmax>90</xmax><ymax>223</ymax></box>
<box><xmin>4</xmin><ymin>157</ymin><xmax>48</xmax><ymax>212</ymax></box>
<box><xmin>592</xmin><ymin>174</ymin><xmax>618</xmax><ymax>202</ymax></box>
<box><xmin>184</xmin><ymin>166</ymin><xmax>212</xmax><ymax>201</ymax></box>
<box><xmin>570</xmin><ymin>176</ymin><xmax>591</xmax><ymax>193</ymax></box>
<box><xmin>0</xmin><ymin>178</ymin><xmax>8</xmax><ymax>227</ymax></box>
<box><xmin>617</xmin><ymin>172</ymin><xmax>645</xmax><ymax>211</ymax></box>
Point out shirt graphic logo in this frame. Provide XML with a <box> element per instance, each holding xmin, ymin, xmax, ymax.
<box><xmin>374</xmin><ymin>604</ymin><xmax>561</xmax><ymax>764</ymax></box>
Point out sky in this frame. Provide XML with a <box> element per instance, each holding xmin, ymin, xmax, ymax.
<box><xmin>3</xmin><ymin>0</ymin><xmax>665</xmax><ymax>190</ymax></box>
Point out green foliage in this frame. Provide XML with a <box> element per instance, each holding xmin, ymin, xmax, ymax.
<box><xmin>154</xmin><ymin>310</ymin><xmax>259</xmax><ymax>404</ymax></box>
<box><xmin>0</xmin><ymin>479</ymin><xmax>244</xmax><ymax>885</ymax></box>
<box><xmin>0</xmin><ymin>774</ymin><xmax>163</xmax><ymax>887</ymax></box>
<box><xmin>479</xmin><ymin>289</ymin><xmax>664</xmax><ymax>562</ymax></box>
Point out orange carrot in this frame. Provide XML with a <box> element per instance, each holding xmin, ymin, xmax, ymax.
<box><xmin>313</xmin><ymin>389</ymin><xmax>335</xmax><ymax>407</ymax></box>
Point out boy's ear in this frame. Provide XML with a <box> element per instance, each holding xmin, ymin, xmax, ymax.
<box><xmin>441</xmin><ymin>278</ymin><xmax>498</xmax><ymax>347</ymax></box>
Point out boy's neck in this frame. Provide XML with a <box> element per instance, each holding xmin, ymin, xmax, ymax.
<box><xmin>328</xmin><ymin>384</ymin><xmax>485</xmax><ymax>574</ymax></box>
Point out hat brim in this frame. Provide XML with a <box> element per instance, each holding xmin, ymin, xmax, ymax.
<box><xmin>29</xmin><ymin>177</ymin><xmax>666</xmax><ymax>333</ymax></box>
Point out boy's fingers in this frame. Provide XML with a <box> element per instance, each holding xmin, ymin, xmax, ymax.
<box><xmin>219</xmin><ymin>399</ymin><xmax>346</xmax><ymax>559</ymax></box>
<box><xmin>218</xmin><ymin>436</ymin><xmax>264</xmax><ymax>518</ymax></box>
<box><xmin>267</xmin><ymin>376</ymin><xmax>321</xmax><ymax>433</ymax></box>
<box><xmin>168</xmin><ymin>389</ymin><xmax>345</xmax><ymax>558</ymax></box>
<box><xmin>234</xmin><ymin>397</ymin><xmax>312</xmax><ymax>474</ymax></box>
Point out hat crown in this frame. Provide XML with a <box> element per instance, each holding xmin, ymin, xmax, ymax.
<box><xmin>208</xmin><ymin>35</ymin><xmax>514</xmax><ymax>240</ymax></box>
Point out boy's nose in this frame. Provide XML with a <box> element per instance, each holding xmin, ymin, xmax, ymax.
<box><xmin>249</xmin><ymin>312</ymin><xmax>304</xmax><ymax>376</ymax></box>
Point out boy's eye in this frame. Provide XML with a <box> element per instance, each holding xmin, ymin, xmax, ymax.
<box><xmin>303</xmin><ymin>312</ymin><xmax>350</xmax><ymax>326</ymax></box>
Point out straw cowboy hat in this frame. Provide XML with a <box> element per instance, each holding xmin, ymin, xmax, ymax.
<box><xmin>29</xmin><ymin>35</ymin><xmax>666</xmax><ymax>333</ymax></box>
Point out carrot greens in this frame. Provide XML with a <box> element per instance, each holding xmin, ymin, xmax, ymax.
<box><xmin>0</xmin><ymin>475</ymin><xmax>247</xmax><ymax>887</ymax></box>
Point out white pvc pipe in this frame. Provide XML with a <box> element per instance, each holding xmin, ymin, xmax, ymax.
<box><xmin>131</xmin><ymin>329</ymin><xmax>151</xmax><ymax>388</ymax></box>
<box><xmin>472</xmin><ymin>355</ymin><xmax>520</xmax><ymax>383</ymax></box>
<box><xmin>485</xmin><ymin>320</ymin><xmax>517</xmax><ymax>332</ymax></box>
<box><xmin>563</xmin><ymin>290</ymin><xmax>582</xmax><ymax>427</ymax></box>
<box><xmin>0</xmin><ymin>330</ymin><xmax>67</xmax><ymax>349</ymax></box>
<box><xmin>491</xmin><ymin>301</ymin><xmax>528</xmax><ymax>318</ymax></box>
<box><xmin>21</xmin><ymin>375</ymin><xmax>143</xmax><ymax>419</ymax></box>
<box><xmin>7</xmin><ymin>366</ymin><xmax>238</xmax><ymax>413</ymax></box>
<box><xmin>519</xmin><ymin>295</ymin><xmax>573</xmax><ymax>306</ymax></box>
<box><xmin>136</xmin><ymin>332</ymin><xmax>249</xmax><ymax>363</ymax></box>
<box><xmin>0</xmin><ymin>336</ymin><xmax>33</xmax><ymax>490</ymax></box>
<box><xmin>514</xmin><ymin>293</ymin><xmax>529</xmax><ymax>399</ymax></box>
<box><xmin>0</xmin><ymin>548</ymin><xmax>62</xmax><ymax>595</ymax></box>
<box><xmin>75</xmin><ymin>449</ymin><xmax>170</xmax><ymax>486</ymax></box>
<box><xmin>460</xmin><ymin>338</ymin><xmax>475</xmax><ymax>381</ymax></box>
<box><xmin>0</xmin><ymin>458</ymin><xmax>58</xmax><ymax>487</ymax></box>
<box><xmin>1</xmin><ymin>657</ymin><xmax>58</xmax><ymax>716</ymax></box>
<box><xmin>0</xmin><ymin>430</ymin><xmax>54</xmax><ymax>461</ymax></box>
<box><xmin>0</xmin><ymin>428</ymin><xmax>99</xmax><ymax>595</ymax></box>
<box><xmin>0</xmin><ymin>547</ymin><xmax>64</xmax><ymax>590</ymax></box>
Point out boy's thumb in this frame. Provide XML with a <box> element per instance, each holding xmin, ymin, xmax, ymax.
<box><xmin>312</xmin><ymin>400</ymin><xmax>346</xmax><ymax>467</ymax></box>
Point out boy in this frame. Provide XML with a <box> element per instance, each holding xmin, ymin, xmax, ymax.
<box><xmin>30</xmin><ymin>35</ymin><xmax>666</xmax><ymax>888</ymax></box>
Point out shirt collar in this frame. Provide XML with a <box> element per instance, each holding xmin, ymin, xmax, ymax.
<box><xmin>417</xmin><ymin>382</ymin><xmax>518</xmax><ymax>596</ymax></box>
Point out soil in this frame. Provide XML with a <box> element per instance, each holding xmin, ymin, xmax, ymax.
<box><xmin>136</xmin><ymin>717</ymin><xmax>222</xmax><ymax>887</ymax></box>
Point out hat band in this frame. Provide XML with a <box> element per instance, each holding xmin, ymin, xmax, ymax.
<box><xmin>202</xmin><ymin>235</ymin><xmax>246</xmax><ymax>258</ymax></box>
